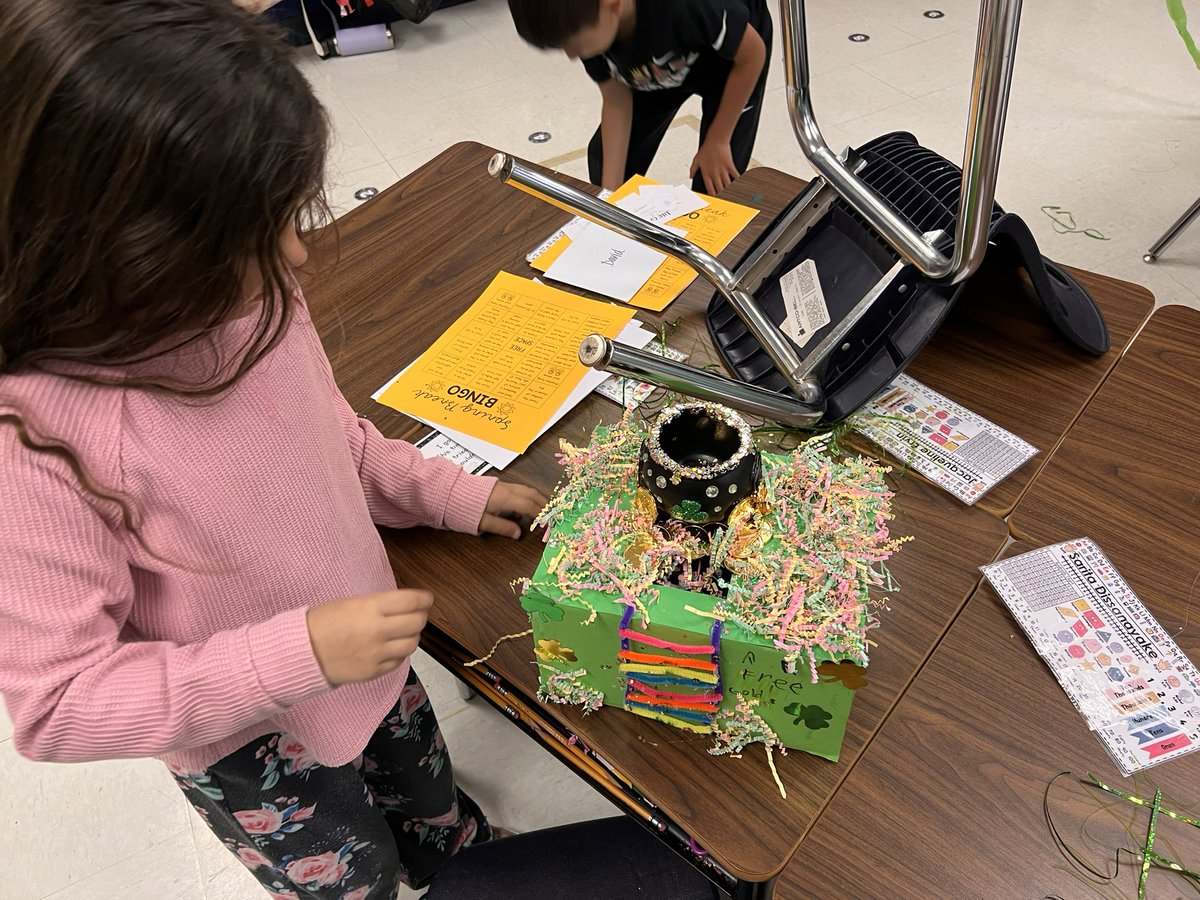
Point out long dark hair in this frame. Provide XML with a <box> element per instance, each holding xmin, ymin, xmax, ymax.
<box><xmin>0</xmin><ymin>0</ymin><xmax>329</xmax><ymax>388</ymax></box>
<box><xmin>0</xmin><ymin>0</ymin><xmax>331</xmax><ymax>531</ymax></box>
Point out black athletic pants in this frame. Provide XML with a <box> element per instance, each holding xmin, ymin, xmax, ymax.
<box><xmin>587</xmin><ymin>5</ymin><xmax>773</xmax><ymax>194</ymax></box>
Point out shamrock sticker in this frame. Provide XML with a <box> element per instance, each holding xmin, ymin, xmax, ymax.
<box><xmin>816</xmin><ymin>661</ymin><xmax>869</xmax><ymax>691</ymax></box>
<box><xmin>534</xmin><ymin>639</ymin><xmax>577</xmax><ymax>663</ymax></box>
<box><xmin>669</xmin><ymin>499</ymin><xmax>707</xmax><ymax>522</ymax></box>
<box><xmin>784</xmin><ymin>702</ymin><xmax>832</xmax><ymax>730</ymax></box>
<box><xmin>520</xmin><ymin>593</ymin><xmax>565</xmax><ymax>623</ymax></box>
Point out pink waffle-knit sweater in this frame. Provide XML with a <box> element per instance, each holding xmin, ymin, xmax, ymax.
<box><xmin>0</xmin><ymin>296</ymin><xmax>496</xmax><ymax>772</ymax></box>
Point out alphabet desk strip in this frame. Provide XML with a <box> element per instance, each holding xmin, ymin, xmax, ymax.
<box><xmin>982</xmin><ymin>539</ymin><xmax>1200</xmax><ymax>775</ymax></box>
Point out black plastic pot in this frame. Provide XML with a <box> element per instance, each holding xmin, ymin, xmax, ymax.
<box><xmin>637</xmin><ymin>403</ymin><xmax>761</xmax><ymax>526</ymax></box>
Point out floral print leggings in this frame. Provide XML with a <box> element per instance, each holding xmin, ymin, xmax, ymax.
<box><xmin>170</xmin><ymin>669</ymin><xmax>491</xmax><ymax>899</ymax></box>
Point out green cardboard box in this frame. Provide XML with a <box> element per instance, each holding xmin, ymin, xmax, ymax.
<box><xmin>522</xmin><ymin>470</ymin><xmax>865</xmax><ymax>762</ymax></box>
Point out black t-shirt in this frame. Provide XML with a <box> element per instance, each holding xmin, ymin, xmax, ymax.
<box><xmin>582</xmin><ymin>0</ymin><xmax>765</xmax><ymax>92</ymax></box>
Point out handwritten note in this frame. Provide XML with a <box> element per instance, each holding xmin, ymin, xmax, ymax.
<box><xmin>532</xmin><ymin>175</ymin><xmax>758</xmax><ymax>312</ymax></box>
<box><xmin>413</xmin><ymin>431</ymin><xmax>492</xmax><ymax>475</ymax></box>
<box><xmin>374</xmin><ymin>272</ymin><xmax>634</xmax><ymax>453</ymax></box>
<box><xmin>543</xmin><ymin>224</ymin><xmax>667</xmax><ymax>303</ymax></box>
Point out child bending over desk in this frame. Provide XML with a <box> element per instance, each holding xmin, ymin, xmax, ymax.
<box><xmin>509</xmin><ymin>0</ymin><xmax>772</xmax><ymax>196</ymax></box>
<box><xmin>0</xmin><ymin>1</ymin><xmax>543</xmax><ymax>896</ymax></box>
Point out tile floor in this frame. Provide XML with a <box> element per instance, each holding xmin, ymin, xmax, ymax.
<box><xmin>3</xmin><ymin>1</ymin><xmax>1198</xmax><ymax>898</ymax></box>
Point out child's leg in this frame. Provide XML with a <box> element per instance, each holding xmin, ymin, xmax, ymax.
<box><xmin>171</xmin><ymin>735</ymin><xmax>404</xmax><ymax>898</ymax></box>
<box><xmin>587</xmin><ymin>88</ymin><xmax>691</xmax><ymax>187</ymax></box>
<box><xmin>358</xmin><ymin>668</ymin><xmax>490</xmax><ymax>889</ymax></box>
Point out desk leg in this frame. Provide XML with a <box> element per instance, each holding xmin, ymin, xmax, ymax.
<box><xmin>419</xmin><ymin>628</ymin><xmax>778</xmax><ymax>900</ymax></box>
<box><xmin>732</xmin><ymin>876</ymin><xmax>778</xmax><ymax>899</ymax></box>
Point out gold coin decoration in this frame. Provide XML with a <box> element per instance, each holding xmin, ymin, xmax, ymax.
<box><xmin>728</xmin><ymin>498</ymin><xmax>757</xmax><ymax>524</ymax></box>
<box><xmin>723</xmin><ymin>496</ymin><xmax>773</xmax><ymax>573</ymax></box>
<box><xmin>631</xmin><ymin>489</ymin><xmax>658</xmax><ymax>522</ymax></box>
<box><xmin>725</xmin><ymin>529</ymin><xmax>766</xmax><ymax>572</ymax></box>
<box><xmin>623</xmin><ymin>531</ymin><xmax>657</xmax><ymax>570</ymax></box>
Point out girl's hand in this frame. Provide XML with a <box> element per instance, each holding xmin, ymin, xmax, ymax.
<box><xmin>306</xmin><ymin>590</ymin><xmax>434</xmax><ymax>687</ymax></box>
<box><xmin>480</xmin><ymin>481</ymin><xmax>547</xmax><ymax>539</ymax></box>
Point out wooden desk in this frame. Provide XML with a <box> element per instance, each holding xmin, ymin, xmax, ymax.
<box><xmin>781</xmin><ymin>542</ymin><xmax>1200</xmax><ymax>898</ymax></box>
<box><xmin>785</xmin><ymin>308</ymin><xmax>1200</xmax><ymax>897</ymax></box>
<box><xmin>299</xmin><ymin>141</ymin><xmax>1143</xmax><ymax>896</ymax></box>
<box><xmin>1010</xmin><ymin>304</ymin><xmax>1200</xmax><ymax>623</ymax></box>
<box><xmin>904</xmin><ymin>264</ymin><xmax>1153</xmax><ymax>517</ymax></box>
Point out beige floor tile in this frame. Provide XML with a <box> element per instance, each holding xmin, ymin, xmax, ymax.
<box><xmin>443</xmin><ymin>0</ymin><xmax>516</xmax><ymax>44</ymax></box>
<box><xmin>356</xmin><ymin>68</ymin><xmax>596</xmax><ymax>166</ymax></box>
<box><xmin>857</xmin><ymin>29</ymin><xmax>978</xmax><ymax>100</ymax></box>
<box><xmin>42</xmin><ymin>828</ymin><xmax>204</xmax><ymax>900</ymax></box>
<box><xmin>309</xmin><ymin>12</ymin><xmax>522</xmax><ymax>106</ymax></box>
<box><xmin>325</xmin><ymin>159</ymin><xmax>402</xmax><ymax>218</ymax></box>
<box><xmin>439</xmin><ymin>700</ymin><xmax>620</xmax><ymax>834</ymax></box>
<box><xmin>882</xmin><ymin>0</ymin><xmax>979</xmax><ymax>41</ymax></box>
<box><xmin>0</xmin><ymin>741</ymin><xmax>192</xmax><ymax>899</ymax></box>
<box><xmin>0</xmin><ymin>697</ymin><xmax>12</xmax><ymax>743</ymax></box>
<box><xmin>804</xmin><ymin>64</ymin><xmax>919</xmax><ymax>127</ymax></box>
<box><xmin>323</xmin><ymin>96</ymin><xmax>390</xmax><ymax>175</ymax></box>
<box><xmin>768</xmin><ymin>7</ymin><xmax>929</xmax><ymax>83</ymax></box>
<box><xmin>410</xmin><ymin>649</ymin><xmax>470</xmax><ymax>724</ymax></box>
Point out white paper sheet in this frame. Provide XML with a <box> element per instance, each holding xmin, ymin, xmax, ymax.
<box><xmin>413</xmin><ymin>431</ymin><xmax>493</xmax><ymax>475</ymax></box>
<box><xmin>523</xmin><ymin>184</ymin><xmax>700</xmax><ymax>297</ymax></box>
<box><xmin>525</xmin><ymin>189</ymin><xmax>614</xmax><ymax>263</ymax></box>
<box><xmin>614</xmin><ymin>185</ymin><xmax>707</xmax><ymax>226</ymax></box>
<box><xmin>542</xmin><ymin>225</ymin><xmax>668</xmax><ymax>303</ymax></box>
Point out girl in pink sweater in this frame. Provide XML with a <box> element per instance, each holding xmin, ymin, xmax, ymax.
<box><xmin>0</xmin><ymin>1</ymin><xmax>544</xmax><ymax>896</ymax></box>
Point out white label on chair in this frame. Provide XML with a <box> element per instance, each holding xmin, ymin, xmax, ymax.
<box><xmin>779</xmin><ymin>258</ymin><xmax>830</xmax><ymax>348</ymax></box>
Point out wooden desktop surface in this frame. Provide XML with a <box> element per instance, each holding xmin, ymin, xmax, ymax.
<box><xmin>905</xmin><ymin>262</ymin><xmax>1153</xmax><ymax>517</ymax></box>
<box><xmin>782</xmin><ymin>539</ymin><xmax>1200</xmax><ymax>898</ymax></box>
<box><xmin>784</xmin><ymin>306</ymin><xmax>1200</xmax><ymax>896</ymax></box>
<box><xmin>299</xmin><ymin>141</ymin><xmax>1151</xmax><ymax>884</ymax></box>
<box><xmin>1010</xmin><ymin>304</ymin><xmax>1200</xmax><ymax>626</ymax></box>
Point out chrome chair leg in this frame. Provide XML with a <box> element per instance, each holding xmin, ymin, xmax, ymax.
<box><xmin>1145</xmin><ymin>195</ymin><xmax>1200</xmax><ymax>263</ymax></box>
